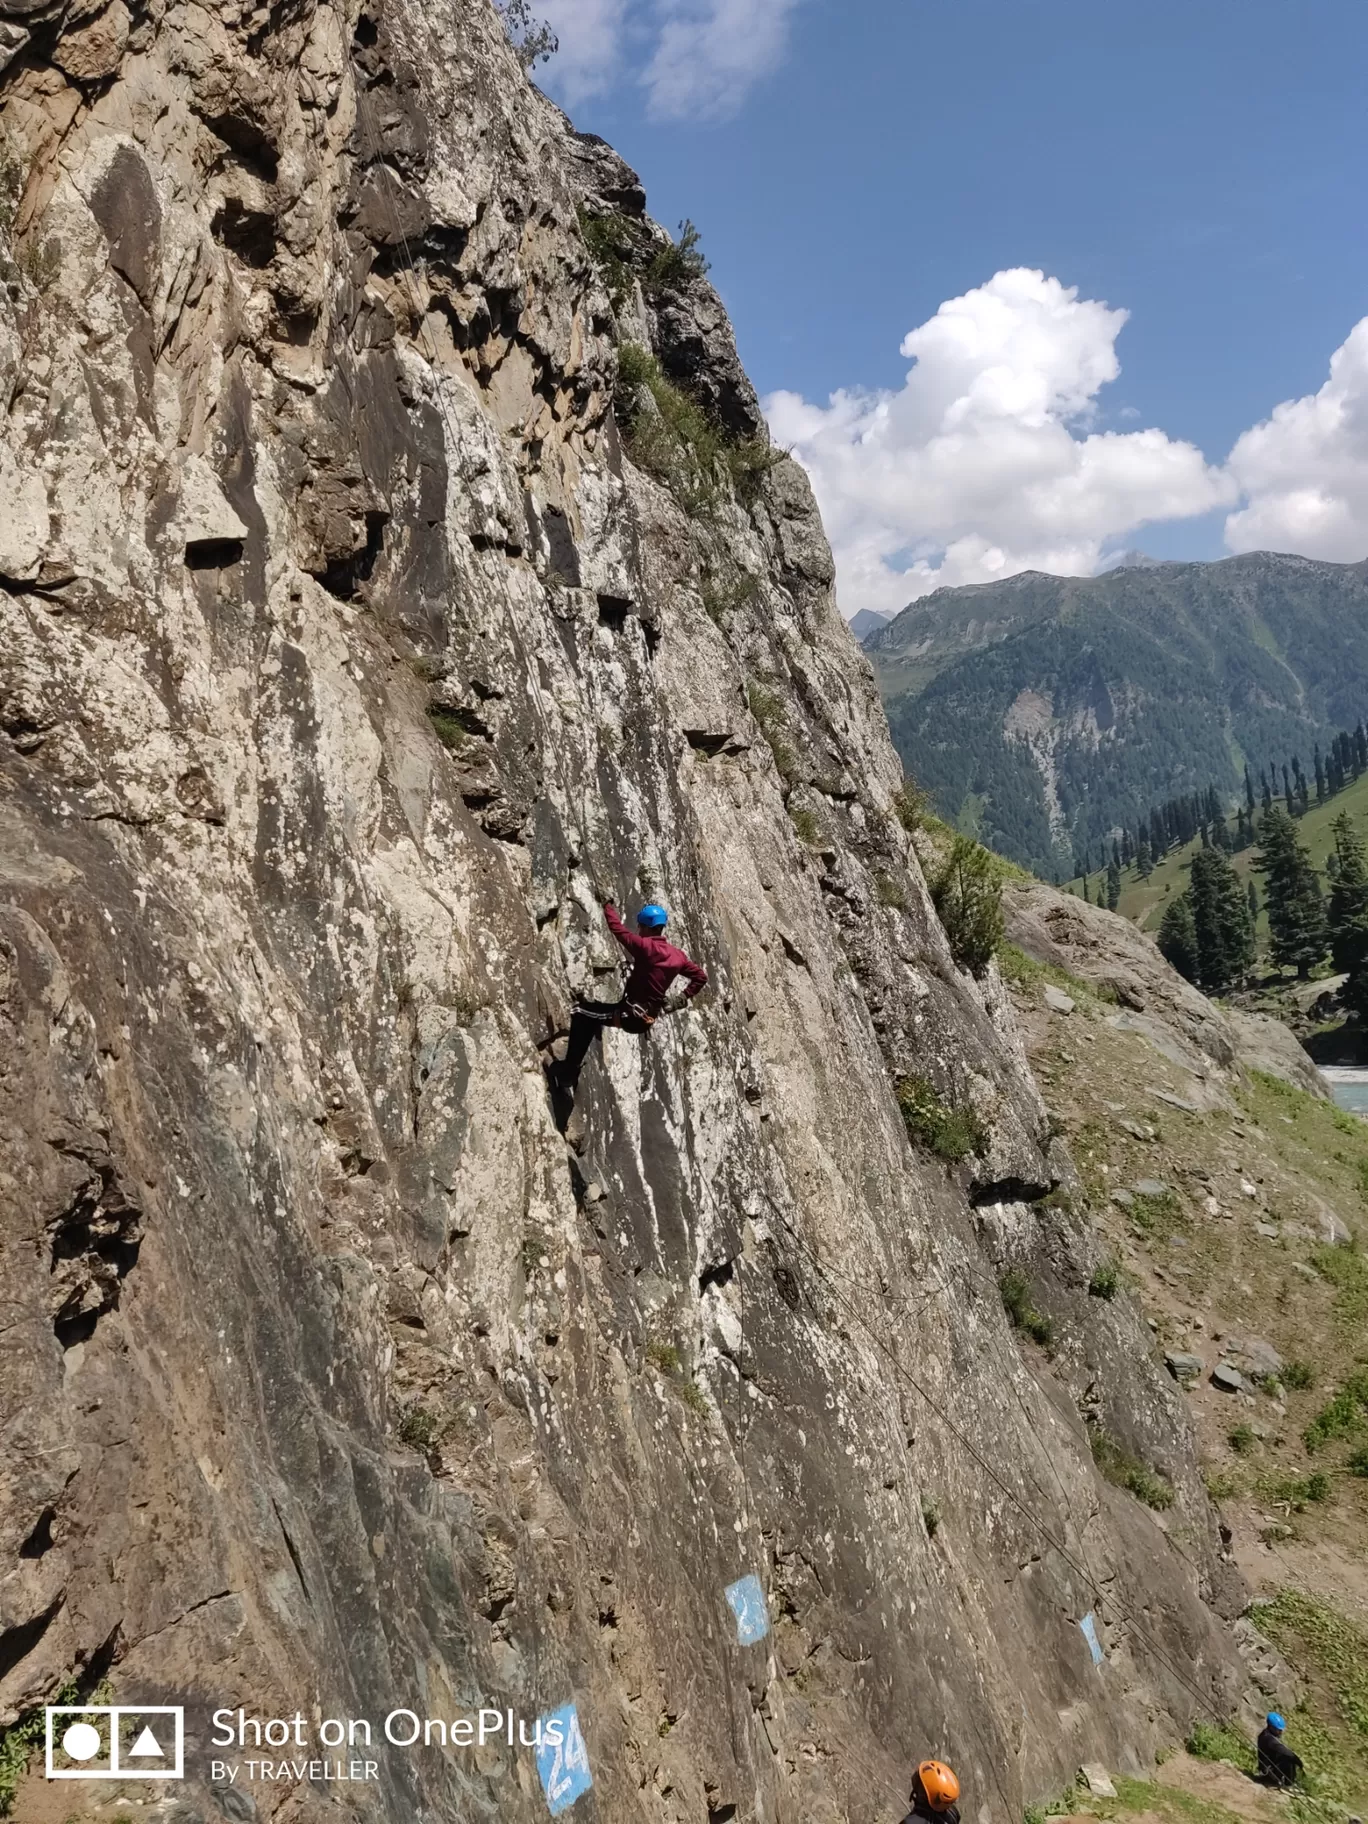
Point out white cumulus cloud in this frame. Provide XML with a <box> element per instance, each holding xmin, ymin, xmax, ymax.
<box><xmin>766</xmin><ymin>268</ymin><xmax>1236</xmax><ymax>618</ymax></box>
<box><xmin>535</xmin><ymin>0</ymin><xmax>799</xmax><ymax>118</ymax></box>
<box><xmin>1224</xmin><ymin>320</ymin><xmax>1368</xmax><ymax>563</ymax></box>
<box><xmin>642</xmin><ymin>0</ymin><xmax>801</xmax><ymax>120</ymax></box>
<box><xmin>537</xmin><ymin>0</ymin><xmax>632</xmax><ymax>105</ymax></box>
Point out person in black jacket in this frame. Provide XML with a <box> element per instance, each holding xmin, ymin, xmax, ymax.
<box><xmin>901</xmin><ymin>1760</ymin><xmax>961</xmax><ymax>1824</ymax></box>
<box><xmin>1256</xmin><ymin>1713</ymin><xmax>1302</xmax><ymax>1788</ymax></box>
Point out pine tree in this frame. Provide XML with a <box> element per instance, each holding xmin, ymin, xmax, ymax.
<box><xmin>1106</xmin><ymin>857</ymin><xmax>1122</xmax><ymax>911</ymax></box>
<box><xmin>1315</xmin><ymin>747</ymin><xmax>1326</xmax><ymax>805</ymax></box>
<box><xmin>1291</xmin><ymin>756</ymin><xmax>1308</xmax><ymax>817</ymax></box>
<box><xmin>1261</xmin><ymin>771</ymin><xmax>1273</xmax><ymax>816</ymax></box>
<box><xmin>1189</xmin><ymin>846</ymin><xmax>1256</xmax><ymax>990</ymax></box>
<box><xmin>1257</xmin><ymin>807</ymin><xmax>1327</xmax><ymax>979</ymax></box>
<box><xmin>1157</xmin><ymin>894</ymin><xmax>1199</xmax><ymax>984</ymax></box>
<box><xmin>1283</xmin><ymin>763</ymin><xmax>1295</xmax><ymax>817</ymax></box>
<box><xmin>1247</xmin><ymin>879</ymin><xmax>1259</xmax><ymax>921</ymax></box>
<box><xmin>1137</xmin><ymin>837</ymin><xmax>1152</xmax><ymax>879</ymax></box>
<box><xmin>1356</xmin><ymin>721</ymin><xmax>1367</xmax><ymax>776</ymax></box>
<box><xmin>1327</xmin><ymin>814</ymin><xmax>1368</xmax><ymax>1017</ymax></box>
<box><xmin>1245</xmin><ymin>766</ymin><xmax>1256</xmax><ymax>817</ymax></box>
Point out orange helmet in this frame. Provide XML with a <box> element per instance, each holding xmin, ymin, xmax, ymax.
<box><xmin>917</xmin><ymin>1762</ymin><xmax>961</xmax><ymax>1811</ymax></box>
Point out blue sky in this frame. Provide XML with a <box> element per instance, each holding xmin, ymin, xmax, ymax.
<box><xmin>535</xmin><ymin>0</ymin><xmax>1368</xmax><ymax>612</ymax></box>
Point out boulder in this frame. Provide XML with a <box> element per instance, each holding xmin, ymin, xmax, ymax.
<box><xmin>1211</xmin><ymin>1363</ymin><xmax>1247</xmax><ymax>1394</ymax></box>
<box><xmin>1003</xmin><ymin>882</ymin><xmax>1332</xmax><ymax>1099</ymax></box>
<box><xmin>1044</xmin><ymin>984</ymin><xmax>1076</xmax><ymax>1015</ymax></box>
<box><xmin>1166</xmin><ymin>1353</ymin><xmax>1204</xmax><ymax>1385</ymax></box>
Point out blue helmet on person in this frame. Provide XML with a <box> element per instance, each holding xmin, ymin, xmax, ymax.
<box><xmin>1267</xmin><ymin>1714</ymin><xmax>1286</xmax><ymax>1732</ymax></box>
<box><xmin>638</xmin><ymin>903</ymin><xmax>668</xmax><ymax>932</ymax></box>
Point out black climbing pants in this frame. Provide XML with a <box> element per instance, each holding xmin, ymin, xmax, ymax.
<box><xmin>561</xmin><ymin>1000</ymin><xmax>654</xmax><ymax>1081</ymax></box>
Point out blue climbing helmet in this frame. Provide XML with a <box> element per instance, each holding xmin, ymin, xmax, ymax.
<box><xmin>637</xmin><ymin>903</ymin><xmax>668</xmax><ymax>932</ymax></box>
<box><xmin>1267</xmin><ymin>1714</ymin><xmax>1286</xmax><ymax>1732</ymax></box>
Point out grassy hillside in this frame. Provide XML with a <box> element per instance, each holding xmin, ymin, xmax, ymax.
<box><xmin>1066</xmin><ymin>771</ymin><xmax>1368</xmax><ymax>938</ymax></box>
<box><xmin>867</xmin><ymin>553</ymin><xmax>1368</xmax><ymax>878</ymax></box>
<box><xmin>1004</xmin><ymin>949</ymin><xmax>1368</xmax><ymax>1818</ymax></box>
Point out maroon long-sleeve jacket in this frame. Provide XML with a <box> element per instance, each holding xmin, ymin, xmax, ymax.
<box><xmin>603</xmin><ymin>904</ymin><xmax>708</xmax><ymax>1014</ymax></box>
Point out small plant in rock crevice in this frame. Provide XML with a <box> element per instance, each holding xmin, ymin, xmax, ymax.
<box><xmin>643</xmin><ymin>218</ymin><xmax>710</xmax><ymax>292</ymax></box>
<box><xmin>427</xmin><ymin>706</ymin><xmax>469</xmax><ymax>751</ymax></box>
<box><xmin>398</xmin><ymin>1404</ymin><xmax>440</xmax><ymax>1452</ymax></box>
<box><xmin>999</xmin><ymin>1269</ymin><xmax>1054</xmax><ymax>1346</ymax></box>
<box><xmin>644</xmin><ymin>1338</ymin><xmax>682</xmax><ymax>1376</ymax></box>
<box><xmin>700</xmin><ymin>566</ymin><xmax>759</xmax><ymax>626</ymax></box>
<box><xmin>788</xmin><ymin>803</ymin><xmax>821</xmax><ymax>848</ymax></box>
<box><xmin>613</xmin><ymin>342</ymin><xmax>781</xmax><ymax>516</ymax></box>
<box><xmin>892</xmin><ymin>779</ymin><xmax>932</xmax><ymax>833</ymax></box>
<box><xmin>746</xmin><ymin>679</ymin><xmax>799</xmax><ymax>787</ymax></box>
<box><xmin>896</xmin><ymin>1075</ymin><xmax>987</xmax><ymax>1164</ymax></box>
<box><xmin>679</xmin><ymin>1378</ymin><xmax>710</xmax><ymax>1416</ymax></box>
<box><xmin>1088</xmin><ymin>1259</ymin><xmax>1121</xmax><ymax>1300</ymax></box>
<box><xmin>1088</xmin><ymin>1428</ymin><xmax>1174</xmax><ymax>1509</ymax></box>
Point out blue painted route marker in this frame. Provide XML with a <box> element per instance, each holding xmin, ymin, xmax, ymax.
<box><xmin>725</xmin><ymin>1574</ymin><xmax>770</xmax><ymax>1646</ymax></box>
<box><xmin>535</xmin><ymin>1703</ymin><xmax>593</xmax><ymax>1816</ymax></box>
<box><xmin>1078</xmin><ymin>1611</ymin><xmax>1104</xmax><ymax>1666</ymax></box>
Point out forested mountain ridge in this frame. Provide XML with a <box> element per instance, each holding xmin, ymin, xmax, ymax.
<box><xmin>865</xmin><ymin>553</ymin><xmax>1368</xmax><ymax>876</ymax></box>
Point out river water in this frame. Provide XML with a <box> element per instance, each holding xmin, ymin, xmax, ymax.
<box><xmin>1320</xmin><ymin>1067</ymin><xmax>1368</xmax><ymax>1116</ymax></box>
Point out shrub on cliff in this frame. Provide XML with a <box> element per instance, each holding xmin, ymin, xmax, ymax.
<box><xmin>896</xmin><ymin>1075</ymin><xmax>987</xmax><ymax>1163</ymax></box>
<box><xmin>930</xmin><ymin>836</ymin><xmax>1004</xmax><ymax>975</ymax></box>
<box><xmin>614</xmin><ymin>343</ymin><xmax>780</xmax><ymax>515</ymax></box>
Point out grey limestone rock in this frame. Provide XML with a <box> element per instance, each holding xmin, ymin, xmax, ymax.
<box><xmin>0</xmin><ymin>4</ymin><xmax>1245</xmax><ymax>1819</ymax></box>
<box><xmin>1004</xmin><ymin>883</ymin><xmax>1330</xmax><ymax>1099</ymax></box>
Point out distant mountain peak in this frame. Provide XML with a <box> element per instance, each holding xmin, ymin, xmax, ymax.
<box><xmin>848</xmin><ymin>606</ymin><xmax>895</xmax><ymax>643</ymax></box>
<box><xmin>866</xmin><ymin>553</ymin><xmax>1368</xmax><ymax>876</ymax></box>
<box><xmin>1099</xmin><ymin>549</ymin><xmax>1174</xmax><ymax>572</ymax></box>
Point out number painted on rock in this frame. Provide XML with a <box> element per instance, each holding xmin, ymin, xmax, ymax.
<box><xmin>536</xmin><ymin>1702</ymin><xmax>593</xmax><ymax>1816</ymax></box>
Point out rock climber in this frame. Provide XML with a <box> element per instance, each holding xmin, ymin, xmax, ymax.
<box><xmin>901</xmin><ymin>1760</ymin><xmax>961</xmax><ymax>1824</ymax></box>
<box><xmin>1256</xmin><ymin>1713</ymin><xmax>1303</xmax><ymax>1788</ymax></box>
<box><xmin>548</xmin><ymin>898</ymin><xmax>708</xmax><ymax>1125</ymax></box>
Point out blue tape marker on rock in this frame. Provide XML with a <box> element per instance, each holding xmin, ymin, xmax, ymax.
<box><xmin>725</xmin><ymin>1573</ymin><xmax>770</xmax><ymax>1645</ymax></box>
<box><xmin>535</xmin><ymin>1703</ymin><xmax>593</xmax><ymax>1815</ymax></box>
<box><xmin>1078</xmin><ymin>1611</ymin><xmax>1104</xmax><ymax>1666</ymax></box>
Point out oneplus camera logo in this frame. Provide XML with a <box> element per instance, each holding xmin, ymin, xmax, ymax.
<box><xmin>45</xmin><ymin>1706</ymin><xmax>185</xmax><ymax>1781</ymax></box>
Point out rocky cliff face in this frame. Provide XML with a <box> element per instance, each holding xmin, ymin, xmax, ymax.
<box><xmin>0</xmin><ymin>6</ymin><xmax>1249</xmax><ymax>1821</ymax></box>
